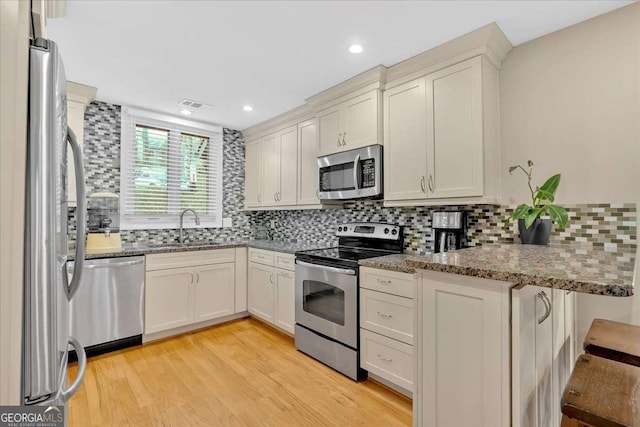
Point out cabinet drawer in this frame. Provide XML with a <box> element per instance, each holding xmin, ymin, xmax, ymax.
<box><xmin>360</xmin><ymin>329</ymin><xmax>413</xmax><ymax>391</ymax></box>
<box><xmin>360</xmin><ymin>267</ymin><xmax>415</xmax><ymax>299</ymax></box>
<box><xmin>249</xmin><ymin>248</ymin><xmax>275</xmax><ymax>266</ymax></box>
<box><xmin>274</xmin><ymin>252</ymin><xmax>295</xmax><ymax>271</ymax></box>
<box><xmin>146</xmin><ymin>248</ymin><xmax>235</xmax><ymax>271</ymax></box>
<box><xmin>360</xmin><ymin>289</ymin><xmax>413</xmax><ymax>345</ymax></box>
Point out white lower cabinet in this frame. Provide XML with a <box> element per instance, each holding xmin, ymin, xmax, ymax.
<box><xmin>512</xmin><ymin>285</ymin><xmax>575</xmax><ymax>427</ymax></box>
<box><xmin>193</xmin><ymin>263</ymin><xmax>235</xmax><ymax>322</ymax></box>
<box><xmin>416</xmin><ymin>270</ymin><xmax>511</xmax><ymax>427</ymax></box>
<box><xmin>144</xmin><ymin>249</ymin><xmax>242</xmax><ymax>338</ymax></box>
<box><xmin>360</xmin><ymin>267</ymin><xmax>417</xmax><ymax>394</ymax></box>
<box><xmin>248</xmin><ymin>262</ymin><xmax>276</xmax><ymax>323</ymax></box>
<box><xmin>145</xmin><ymin>267</ymin><xmax>194</xmax><ymax>334</ymax></box>
<box><xmin>248</xmin><ymin>249</ymin><xmax>296</xmax><ymax>335</ymax></box>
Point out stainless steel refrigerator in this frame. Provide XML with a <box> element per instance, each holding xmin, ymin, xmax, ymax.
<box><xmin>23</xmin><ymin>38</ymin><xmax>87</xmax><ymax>408</ymax></box>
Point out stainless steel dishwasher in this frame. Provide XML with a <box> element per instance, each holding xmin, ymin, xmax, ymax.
<box><xmin>68</xmin><ymin>256</ymin><xmax>144</xmax><ymax>358</ymax></box>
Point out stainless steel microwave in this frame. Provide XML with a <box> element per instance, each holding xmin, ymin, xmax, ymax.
<box><xmin>317</xmin><ymin>145</ymin><xmax>382</xmax><ymax>201</ymax></box>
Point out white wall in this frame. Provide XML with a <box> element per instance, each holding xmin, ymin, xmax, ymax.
<box><xmin>499</xmin><ymin>2</ymin><xmax>640</xmax><ymax>348</ymax></box>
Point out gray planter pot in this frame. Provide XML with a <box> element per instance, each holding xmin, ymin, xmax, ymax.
<box><xmin>518</xmin><ymin>218</ymin><xmax>552</xmax><ymax>245</ymax></box>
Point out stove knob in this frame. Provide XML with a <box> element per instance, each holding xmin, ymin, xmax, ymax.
<box><xmin>338</xmin><ymin>226</ymin><xmax>343</xmax><ymax>232</ymax></box>
<box><xmin>391</xmin><ymin>229</ymin><xmax>398</xmax><ymax>235</ymax></box>
<box><xmin>384</xmin><ymin>228</ymin><xmax>390</xmax><ymax>234</ymax></box>
<box><xmin>344</xmin><ymin>226</ymin><xmax>348</xmax><ymax>232</ymax></box>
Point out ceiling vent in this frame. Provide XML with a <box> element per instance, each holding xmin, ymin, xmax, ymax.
<box><xmin>179</xmin><ymin>99</ymin><xmax>212</xmax><ymax>109</ymax></box>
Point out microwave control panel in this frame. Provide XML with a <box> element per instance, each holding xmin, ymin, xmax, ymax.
<box><xmin>361</xmin><ymin>159</ymin><xmax>376</xmax><ymax>188</ymax></box>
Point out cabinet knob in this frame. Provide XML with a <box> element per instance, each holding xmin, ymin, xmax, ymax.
<box><xmin>420</xmin><ymin>176</ymin><xmax>426</xmax><ymax>193</ymax></box>
<box><xmin>337</xmin><ymin>133</ymin><xmax>343</xmax><ymax>146</ymax></box>
<box><xmin>258</xmin><ymin>194</ymin><xmax>261</xmax><ymax>203</ymax></box>
<box><xmin>428</xmin><ymin>174</ymin><xmax>434</xmax><ymax>192</ymax></box>
<box><xmin>377</xmin><ymin>354</ymin><xmax>393</xmax><ymax>363</ymax></box>
<box><xmin>537</xmin><ymin>291</ymin><xmax>552</xmax><ymax>324</ymax></box>
<box><xmin>377</xmin><ymin>278</ymin><xmax>392</xmax><ymax>285</ymax></box>
<box><xmin>342</xmin><ymin>133</ymin><xmax>347</xmax><ymax>146</ymax></box>
<box><xmin>377</xmin><ymin>311</ymin><xmax>393</xmax><ymax>319</ymax></box>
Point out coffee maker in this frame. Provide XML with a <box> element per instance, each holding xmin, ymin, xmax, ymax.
<box><xmin>86</xmin><ymin>192</ymin><xmax>122</xmax><ymax>251</ymax></box>
<box><xmin>432</xmin><ymin>211</ymin><xmax>466</xmax><ymax>253</ymax></box>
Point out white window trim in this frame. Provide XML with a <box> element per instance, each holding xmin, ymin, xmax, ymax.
<box><xmin>120</xmin><ymin>106</ymin><xmax>223</xmax><ymax>230</ymax></box>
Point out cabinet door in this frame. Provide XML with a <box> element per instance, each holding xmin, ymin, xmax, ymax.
<box><xmin>193</xmin><ymin>263</ymin><xmax>235</xmax><ymax>323</ymax></box>
<box><xmin>278</xmin><ymin>126</ymin><xmax>298</xmax><ymax>205</ymax></box>
<box><xmin>316</xmin><ymin>106</ymin><xmax>341</xmax><ymax>156</ymax></box>
<box><xmin>261</xmin><ymin>132</ymin><xmax>280</xmax><ymax>206</ymax></box>
<box><xmin>66</xmin><ymin>100</ymin><xmax>86</xmax><ymax>207</ymax></box>
<box><xmin>383</xmin><ymin>78</ymin><xmax>428</xmax><ymax>201</ymax></box>
<box><xmin>421</xmin><ymin>273</ymin><xmax>509</xmax><ymax>427</ymax></box>
<box><xmin>512</xmin><ymin>285</ymin><xmax>554</xmax><ymax>427</ymax></box>
<box><xmin>248</xmin><ymin>262</ymin><xmax>275</xmax><ymax>323</ymax></box>
<box><xmin>426</xmin><ymin>56</ymin><xmax>483</xmax><ymax>198</ymax></box>
<box><xmin>275</xmin><ymin>269</ymin><xmax>295</xmax><ymax>334</ymax></box>
<box><xmin>297</xmin><ymin>119</ymin><xmax>319</xmax><ymax>205</ymax></box>
<box><xmin>245</xmin><ymin>139</ymin><xmax>263</xmax><ymax>208</ymax></box>
<box><xmin>343</xmin><ymin>90</ymin><xmax>380</xmax><ymax>150</ymax></box>
<box><xmin>145</xmin><ymin>267</ymin><xmax>193</xmax><ymax>334</ymax></box>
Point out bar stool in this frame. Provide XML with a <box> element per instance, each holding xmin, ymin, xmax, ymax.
<box><xmin>583</xmin><ymin>319</ymin><xmax>640</xmax><ymax>367</ymax></box>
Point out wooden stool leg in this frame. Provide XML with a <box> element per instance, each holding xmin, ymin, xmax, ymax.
<box><xmin>561</xmin><ymin>415</ymin><xmax>592</xmax><ymax>427</ymax></box>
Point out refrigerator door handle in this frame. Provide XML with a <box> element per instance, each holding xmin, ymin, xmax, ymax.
<box><xmin>60</xmin><ymin>336</ymin><xmax>87</xmax><ymax>402</ymax></box>
<box><xmin>67</xmin><ymin>127</ymin><xmax>86</xmax><ymax>300</ymax></box>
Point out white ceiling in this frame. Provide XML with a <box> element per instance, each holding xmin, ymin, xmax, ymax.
<box><xmin>48</xmin><ymin>0</ymin><xmax>634</xmax><ymax>130</ymax></box>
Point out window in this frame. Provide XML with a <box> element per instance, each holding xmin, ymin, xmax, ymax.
<box><xmin>120</xmin><ymin>107</ymin><xmax>223</xmax><ymax>229</ymax></box>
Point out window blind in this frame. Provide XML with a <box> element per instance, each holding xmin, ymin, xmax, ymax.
<box><xmin>120</xmin><ymin>110</ymin><xmax>223</xmax><ymax>228</ymax></box>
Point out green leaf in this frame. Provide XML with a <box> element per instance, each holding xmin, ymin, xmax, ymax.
<box><xmin>527</xmin><ymin>160</ymin><xmax>534</xmax><ymax>167</ymax></box>
<box><xmin>510</xmin><ymin>204</ymin><xmax>530</xmax><ymax>220</ymax></box>
<box><xmin>508</xmin><ymin>165</ymin><xmax>518</xmax><ymax>174</ymax></box>
<box><xmin>536</xmin><ymin>189</ymin><xmax>555</xmax><ymax>202</ymax></box>
<box><xmin>524</xmin><ymin>207</ymin><xmax>544</xmax><ymax>229</ymax></box>
<box><xmin>546</xmin><ymin>205</ymin><xmax>569</xmax><ymax>229</ymax></box>
<box><xmin>540</xmin><ymin>174</ymin><xmax>561</xmax><ymax>195</ymax></box>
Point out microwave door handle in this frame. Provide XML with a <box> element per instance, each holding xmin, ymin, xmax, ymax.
<box><xmin>353</xmin><ymin>154</ymin><xmax>360</xmax><ymax>192</ymax></box>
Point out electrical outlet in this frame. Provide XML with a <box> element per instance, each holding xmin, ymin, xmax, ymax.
<box><xmin>222</xmin><ymin>217</ymin><xmax>233</xmax><ymax>228</ymax></box>
<box><xmin>270</xmin><ymin>219</ymin><xmax>276</xmax><ymax>228</ymax></box>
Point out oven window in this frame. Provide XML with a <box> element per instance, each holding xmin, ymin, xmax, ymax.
<box><xmin>302</xmin><ymin>280</ymin><xmax>345</xmax><ymax>326</ymax></box>
<box><xmin>319</xmin><ymin>164</ymin><xmax>355</xmax><ymax>192</ymax></box>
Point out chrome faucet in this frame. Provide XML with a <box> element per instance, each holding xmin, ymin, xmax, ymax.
<box><xmin>179</xmin><ymin>208</ymin><xmax>200</xmax><ymax>243</ymax></box>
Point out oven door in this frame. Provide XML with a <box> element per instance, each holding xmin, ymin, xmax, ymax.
<box><xmin>295</xmin><ymin>260</ymin><xmax>358</xmax><ymax>348</ymax></box>
<box><xmin>318</xmin><ymin>145</ymin><xmax>382</xmax><ymax>200</ymax></box>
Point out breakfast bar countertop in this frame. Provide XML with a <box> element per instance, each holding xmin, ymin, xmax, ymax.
<box><xmin>360</xmin><ymin>243</ymin><xmax>636</xmax><ymax>297</ymax></box>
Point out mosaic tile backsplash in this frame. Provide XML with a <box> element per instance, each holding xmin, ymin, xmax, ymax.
<box><xmin>69</xmin><ymin>101</ymin><xmax>637</xmax><ymax>257</ymax></box>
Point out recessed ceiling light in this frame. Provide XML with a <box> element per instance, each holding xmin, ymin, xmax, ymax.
<box><xmin>243</xmin><ymin>105</ymin><xmax>253</xmax><ymax>112</ymax></box>
<box><xmin>349</xmin><ymin>44</ymin><xmax>364</xmax><ymax>54</ymax></box>
<box><xmin>180</xmin><ymin>109</ymin><xmax>192</xmax><ymax>116</ymax></box>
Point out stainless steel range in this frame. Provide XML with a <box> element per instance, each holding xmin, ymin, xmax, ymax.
<box><xmin>294</xmin><ymin>223</ymin><xmax>403</xmax><ymax>380</ymax></box>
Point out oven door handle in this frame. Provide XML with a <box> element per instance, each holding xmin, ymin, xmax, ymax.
<box><xmin>295</xmin><ymin>260</ymin><xmax>356</xmax><ymax>276</ymax></box>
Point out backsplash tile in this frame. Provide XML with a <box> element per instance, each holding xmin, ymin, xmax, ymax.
<box><xmin>70</xmin><ymin>101</ymin><xmax>636</xmax><ymax>256</ymax></box>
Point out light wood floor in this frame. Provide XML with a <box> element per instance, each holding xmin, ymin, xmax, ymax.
<box><xmin>68</xmin><ymin>318</ymin><xmax>412</xmax><ymax>426</ymax></box>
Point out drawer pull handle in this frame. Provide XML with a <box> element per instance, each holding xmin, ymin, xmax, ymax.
<box><xmin>377</xmin><ymin>355</ymin><xmax>393</xmax><ymax>363</ymax></box>
<box><xmin>377</xmin><ymin>312</ymin><xmax>393</xmax><ymax>319</ymax></box>
<box><xmin>377</xmin><ymin>278</ymin><xmax>392</xmax><ymax>285</ymax></box>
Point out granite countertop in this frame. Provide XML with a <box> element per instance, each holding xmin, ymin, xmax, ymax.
<box><xmin>72</xmin><ymin>240</ymin><xmax>330</xmax><ymax>260</ymax></box>
<box><xmin>360</xmin><ymin>244</ymin><xmax>636</xmax><ymax>297</ymax></box>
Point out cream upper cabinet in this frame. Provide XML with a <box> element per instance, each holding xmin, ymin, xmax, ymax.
<box><xmin>244</xmin><ymin>139</ymin><xmax>263</xmax><ymax>208</ymax></box>
<box><xmin>278</xmin><ymin>126</ymin><xmax>298</xmax><ymax>206</ymax></box>
<box><xmin>383</xmin><ymin>78</ymin><xmax>428</xmax><ymax>201</ymax></box>
<box><xmin>261</xmin><ymin>132</ymin><xmax>280</xmax><ymax>206</ymax></box>
<box><xmin>66</xmin><ymin>82</ymin><xmax>96</xmax><ymax>207</ymax></box>
<box><xmin>246</xmin><ymin>126</ymin><xmax>299</xmax><ymax>208</ymax></box>
<box><xmin>383</xmin><ymin>56</ymin><xmax>500</xmax><ymax>206</ymax></box>
<box><xmin>297</xmin><ymin>119</ymin><xmax>320</xmax><ymax>205</ymax></box>
<box><xmin>316</xmin><ymin>89</ymin><xmax>381</xmax><ymax>156</ymax></box>
<box><xmin>426</xmin><ymin>56</ymin><xmax>483</xmax><ymax>198</ymax></box>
